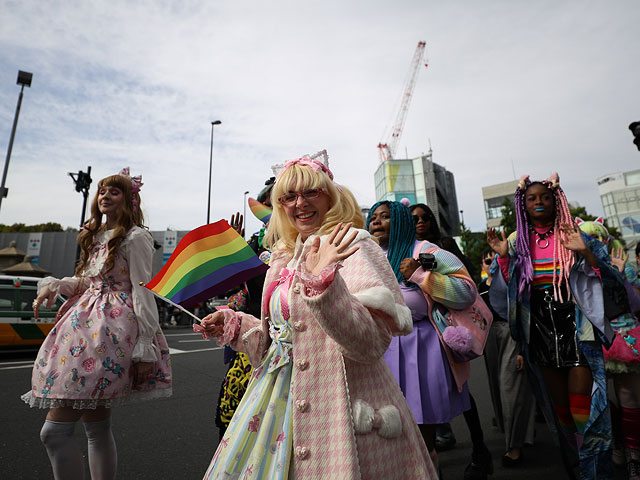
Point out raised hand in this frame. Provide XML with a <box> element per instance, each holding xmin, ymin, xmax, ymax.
<box><xmin>230</xmin><ymin>212</ymin><xmax>245</xmax><ymax>238</ymax></box>
<box><xmin>559</xmin><ymin>222</ymin><xmax>599</xmax><ymax>268</ymax></box>
<box><xmin>487</xmin><ymin>227</ymin><xmax>509</xmax><ymax>258</ymax></box>
<box><xmin>610</xmin><ymin>247</ymin><xmax>627</xmax><ymax>273</ymax></box>
<box><xmin>32</xmin><ymin>284</ymin><xmax>58</xmax><ymax>319</ymax></box>
<box><xmin>304</xmin><ymin>222</ymin><xmax>360</xmax><ymax>276</ymax></box>
<box><xmin>559</xmin><ymin>223</ymin><xmax>587</xmax><ymax>253</ymax></box>
<box><xmin>133</xmin><ymin>362</ymin><xmax>154</xmax><ymax>387</ymax></box>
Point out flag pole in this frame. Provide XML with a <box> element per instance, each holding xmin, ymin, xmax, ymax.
<box><xmin>140</xmin><ymin>282</ymin><xmax>202</xmax><ymax>323</ymax></box>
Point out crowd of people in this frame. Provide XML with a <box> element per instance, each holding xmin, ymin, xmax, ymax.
<box><xmin>22</xmin><ymin>155</ymin><xmax>640</xmax><ymax>480</ymax></box>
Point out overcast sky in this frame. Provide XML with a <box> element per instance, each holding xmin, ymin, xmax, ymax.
<box><xmin>0</xmin><ymin>0</ymin><xmax>638</xmax><ymax>236</ymax></box>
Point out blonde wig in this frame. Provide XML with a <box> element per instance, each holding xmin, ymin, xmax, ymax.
<box><xmin>264</xmin><ymin>163</ymin><xmax>364</xmax><ymax>252</ymax></box>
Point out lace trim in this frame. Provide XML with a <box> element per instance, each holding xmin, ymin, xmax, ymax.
<box><xmin>193</xmin><ymin>310</ymin><xmax>240</xmax><ymax>346</ymax></box>
<box><xmin>298</xmin><ymin>262</ymin><xmax>342</xmax><ymax>297</ymax></box>
<box><xmin>220</xmin><ymin>311</ymin><xmax>241</xmax><ymax>346</ymax></box>
<box><xmin>78</xmin><ymin>229</ymin><xmax>114</xmax><ymax>277</ymax></box>
<box><xmin>21</xmin><ymin>386</ymin><xmax>172</xmax><ymax>410</ymax></box>
<box><xmin>37</xmin><ymin>276</ymin><xmax>58</xmax><ymax>295</ymax></box>
<box><xmin>605</xmin><ymin>361</ymin><xmax>640</xmax><ymax>375</ymax></box>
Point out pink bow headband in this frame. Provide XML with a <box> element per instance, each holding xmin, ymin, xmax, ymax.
<box><xmin>272</xmin><ymin>149</ymin><xmax>334</xmax><ymax>181</ymax></box>
<box><xmin>118</xmin><ymin>167</ymin><xmax>143</xmax><ymax>211</ymax></box>
<box><xmin>118</xmin><ymin>167</ymin><xmax>143</xmax><ymax>194</ymax></box>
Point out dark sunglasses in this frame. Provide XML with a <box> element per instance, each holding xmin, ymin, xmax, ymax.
<box><xmin>412</xmin><ymin>214</ymin><xmax>431</xmax><ymax>223</ymax></box>
<box><xmin>483</xmin><ymin>258</ymin><xmax>493</xmax><ymax>266</ymax></box>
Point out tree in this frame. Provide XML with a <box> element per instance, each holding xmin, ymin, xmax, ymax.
<box><xmin>0</xmin><ymin>222</ymin><xmax>65</xmax><ymax>232</ymax></box>
<box><xmin>459</xmin><ymin>221</ymin><xmax>489</xmax><ymax>283</ymax></box>
<box><xmin>499</xmin><ymin>197</ymin><xmax>517</xmax><ymax>236</ymax></box>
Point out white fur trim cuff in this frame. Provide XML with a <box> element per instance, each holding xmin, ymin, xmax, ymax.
<box><xmin>353</xmin><ymin>286</ymin><xmax>413</xmax><ymax>336</ymax></box>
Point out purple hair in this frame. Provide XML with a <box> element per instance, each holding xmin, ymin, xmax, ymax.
<box><xmin>513</xmin><ymin>173</ymin><xmax>574</xmax><ymax>301</ymax></box>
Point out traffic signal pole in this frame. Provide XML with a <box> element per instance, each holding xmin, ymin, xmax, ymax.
<box><xmin>69</xmin><ymin>166</ymin><xmax>92</xmax><ymax>262</ymax></box>
<box><xmin>630</xmin><ymin>122</ymin><xmax>640</xmax><ymax>151</ymax></box>
<box><xmin>79</xmin><ymin>166</ymin><xmax>91</xmax><ymax>228</ymax></box>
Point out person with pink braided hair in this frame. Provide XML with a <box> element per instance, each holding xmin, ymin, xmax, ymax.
<box><xmin>487</xmin><ymin>173</ymin><xmax>616</xmax><ymax>480</ymax></box>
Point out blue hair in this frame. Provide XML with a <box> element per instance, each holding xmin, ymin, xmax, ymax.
<box><xmin>366</xmin><ymin>201</ymin><xmax>416</xmax><ymax>282</ymax></box>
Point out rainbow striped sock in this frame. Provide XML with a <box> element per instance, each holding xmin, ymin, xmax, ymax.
<box><xmin>569</xmin><ymin>393</ymin><xmax>591</xmax><ymax>435</ymax></box>
<box><xmin>553</xmin><ymin>404</ymin><xmax>577</xmax><ymax>433</ymax></box>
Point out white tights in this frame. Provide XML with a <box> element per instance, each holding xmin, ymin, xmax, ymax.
<box><xmin>84</xmin><ymin>418</ymin><xmax>117</xmax><ymax>480</ymax></box>
<box><xmin>40</xmin><ymin>418</ymin><xmax>117</xmax><ymax>480</ymax></box>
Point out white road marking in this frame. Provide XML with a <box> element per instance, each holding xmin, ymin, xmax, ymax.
<box><xmin>169</xmin><ymin>347</ymin><xmax>222</xmax><ymax>355</ymax></box>
<box><xmin>0</xmin><ymin>364</ymin><xmax>33</xmax><ymax>370</ymax></box>
<box><xmin>0</xmin><ymin>360</ymin><xmax>33</xmax><ymax>367</ymax></box>
<box><xmin>178</xmin><ymin>339</ymin><xmax>210</xmax><ymax>343</ymax></box>
<box><xmin>0</xmin><ymin>345</ymin><xmax>221</xmax><ymax>370</ymax></box>
<box><xmin>162</xmin><ymin>332</ymin><xmax>201</xmax><ymax>337</ymax></box>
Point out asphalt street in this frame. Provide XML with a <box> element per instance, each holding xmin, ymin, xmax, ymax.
<box><xmin>0</xmin><ymin>327</ymin><xmax>627</xmax><ymax>479</ymax></box>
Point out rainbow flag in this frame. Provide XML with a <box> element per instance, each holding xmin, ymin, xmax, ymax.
<box><xmin>248</xmin><ymin>197</ymin><xmax>272</xmax><ymax>224</ymax></box>
<box><xmin>144</xmin><ymin>220</ymin><xmax>269</xmax><ymax>307</ymax></box>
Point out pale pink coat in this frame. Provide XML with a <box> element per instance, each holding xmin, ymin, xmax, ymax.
<box><xmin>223</xmin><ymin>229</ymin><xmax>436</xmax><ymax>479</ymax></box>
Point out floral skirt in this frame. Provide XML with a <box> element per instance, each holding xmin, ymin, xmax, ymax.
<box><xmin>204</xmin><ymin>333</ymin><xmax>293</xmax><ymax>480</ymax></box>
<box><xmin>21</xmin><ymin>289</ymin><xmax>172</xmax><ymax>409</ymax></box>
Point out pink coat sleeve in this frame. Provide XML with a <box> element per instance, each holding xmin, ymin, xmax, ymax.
<box><xmin>216</xmin><ymin>309</ymin><xmax>269</xmax><ymax>368</ymax></box>
<box><xmin>300</xmin><ymin>237</ymin><xmax>409</xmax><ymax>364</ymax></box>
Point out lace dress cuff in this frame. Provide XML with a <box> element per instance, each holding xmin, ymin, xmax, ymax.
<box><xmin>194</xmin><ymin>309</ymin><xmax>242</xmax><ymax>346</ymax></box>
<box><xmin>298</xmin><ymin>262</ymin><xmax>342</xmax><ymax>297</ymax></box>
<box><xmin>38</xmin><ymin>276</ymin><xmax>58</xmax><ymax>294</ymax></box>
<box><xmin>132</xmin><ymin>338</ymin><xmax>158</xmax><ymax>363</ymax></box>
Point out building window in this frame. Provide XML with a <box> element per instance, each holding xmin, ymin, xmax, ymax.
<box><xmin>625</xmin><ymin>171</ymin><xmax>640</xmax><ymax>186</ymax></box>
<box><xmin>484</xmin><ymin>195</ymin><xmax>511</xmax><ymax>220</ymax></box>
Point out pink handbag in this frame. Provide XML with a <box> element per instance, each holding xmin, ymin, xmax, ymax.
<box><xmin>414</xmin><ymin>244</ymin><xmax>493</xmax><ymax>362</ymax></box>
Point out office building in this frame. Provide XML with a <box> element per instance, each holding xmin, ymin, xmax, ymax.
<box><xmin>597</xmin><ymin>169</ymin><xmax>640</xmax><ymax>246</ymax></box>
<box><xmin>481</xmin><ymin>180</ymin><xmax>519</xmax><ymax>229</ymax></box>
<box><xmin>374</xmin><ymin>150</ymin><xmax>460</xmax><ymax>236</ymax></box>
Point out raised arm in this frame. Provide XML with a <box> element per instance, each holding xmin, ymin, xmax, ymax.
<box><xmin>125</xmin><ymin>228</ymin><xmax>162</xmax><ymax>362</ymax></box>
<box><xmin>407</xmin><ymin>243</ymin><xmax>476</xmax><ymax>310</ymax></box>
<box><xmin>299</xmin><ymin>228</ymin><xmax>411</xmax><ymax>364</ymax></box>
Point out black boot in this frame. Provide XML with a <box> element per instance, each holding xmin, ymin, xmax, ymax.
<box><xmin>463</xmin><ymin>445</ymin><xmax>493</xmax><ymax>480</ymax></box>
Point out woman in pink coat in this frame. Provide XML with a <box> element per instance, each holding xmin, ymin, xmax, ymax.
<box><xmin>198</xmin><ymin>150</ymin><xmax>436</xmax><ymax>479</ymax></box>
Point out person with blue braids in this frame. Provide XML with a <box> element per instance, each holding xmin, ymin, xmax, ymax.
<box><xmin>367</xmin><ymin>200</ymin><xmax>478</xmax><ymax>474</ymax></box>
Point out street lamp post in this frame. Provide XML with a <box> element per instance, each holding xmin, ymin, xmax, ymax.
<box><xmin>207</xmin><ymin>120</ymin><xmax>222</xmax><ymax>224</ymax></box>
<box><xmin>0</xmin><ymin>70</ymin><xmax>33</xmax><ymax>213</ymax></box>
<box><xmin>243</xmin><ymin>190</ymin><xmax>249</xmax><ymax>238</ymax></box>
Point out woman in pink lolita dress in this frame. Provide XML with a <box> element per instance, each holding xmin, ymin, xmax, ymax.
<box><xmin>22</xmin><ymin>169</ymin><xmax>172</xmax><ymax>480</ymax></box>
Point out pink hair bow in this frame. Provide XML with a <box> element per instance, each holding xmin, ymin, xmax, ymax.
<box><xmin>273</xmin><ymin>149</ymin><xmax>334</xmax><ymax>180</ymax></box>
<box><xmin>119</xmin><ymin>167</ymin><xmax>143</xmax><ymax>194</ymax></box>
<box><xmin>280</xmin><ymin>157</ymin><xmax>334</xmax><ymax>180</ymax></box>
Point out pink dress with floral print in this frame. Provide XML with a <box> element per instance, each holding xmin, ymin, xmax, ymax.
<box><xmin>22</xmin><ymin>227</ymin><xmax>172</xmax><ymax>409</ymax></box>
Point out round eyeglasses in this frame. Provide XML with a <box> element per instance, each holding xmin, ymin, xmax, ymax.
<box><xmin>278</xmin><ymin>188</ymin><xmax>325</xmax><ymax>206</ymax></box>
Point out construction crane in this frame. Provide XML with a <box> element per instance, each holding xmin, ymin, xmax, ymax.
<box><xmin>377</xmin><ymin>41</ymin><xmax>428</xmax><ymax>163</ymax></box>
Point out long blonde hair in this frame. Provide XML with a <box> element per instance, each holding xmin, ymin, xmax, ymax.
<box><xmin>264</xmin><ymin>164</ymin><xmax>364</xmax><ymax>252</ymax></box>
<box><xmin>75</xmin><ymin>174</ymin><xmax>145</xmax><ymax>275</ymax></box>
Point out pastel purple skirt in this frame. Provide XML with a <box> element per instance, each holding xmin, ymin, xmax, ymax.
<box><xmin>384</xmin><ymin>319</ymin><xmax>470</xmax><ymax>424</ymax></box>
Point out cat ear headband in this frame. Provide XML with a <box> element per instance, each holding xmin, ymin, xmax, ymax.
<box><xmin>517</xmin><ymin>172</ymin><xmax>560</xmax><ymax>191</ymax></box>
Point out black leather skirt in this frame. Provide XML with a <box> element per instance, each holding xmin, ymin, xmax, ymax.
<box><xmin>529</xmin><ymin>287</ymin><xmax>588</xmax><ymax>368</ymax></box>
